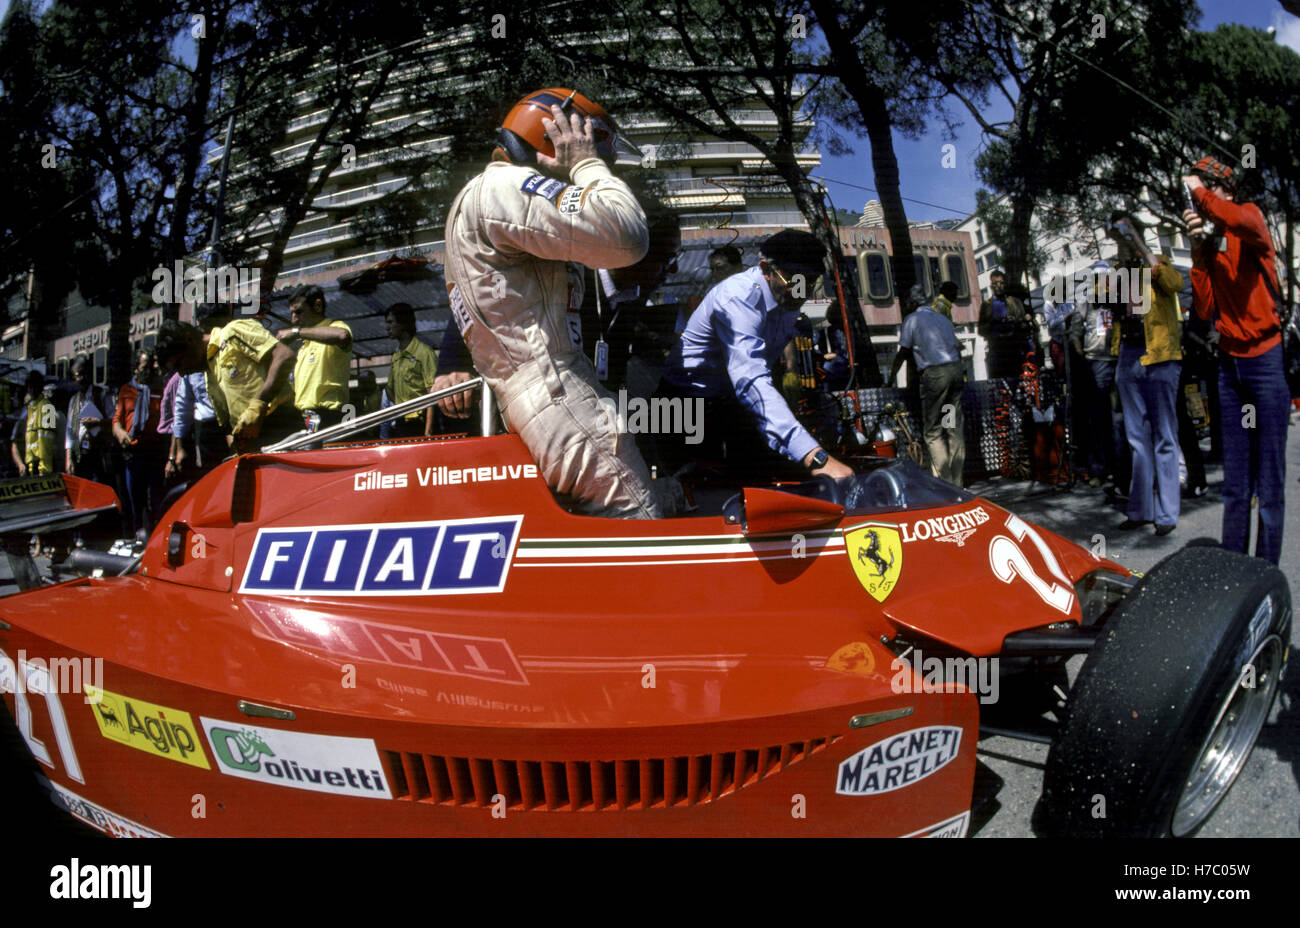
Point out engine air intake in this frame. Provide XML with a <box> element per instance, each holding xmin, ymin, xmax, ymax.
<box><xmin>383</xmin><ymin>737</ymin><xmax>842</xmax><ymax>811</ymax></box>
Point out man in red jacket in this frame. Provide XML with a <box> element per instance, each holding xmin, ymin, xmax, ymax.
<box><xmin>1182</xmin><ymin>157</ymin><xmax>1288</xmax><ymax>564</ymax></box>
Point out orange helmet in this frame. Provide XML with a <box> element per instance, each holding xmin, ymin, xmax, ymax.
<box><xmin>494</xmin><ymin>87</ymin><xmax>641</xmax><ymax>166</ymax></box>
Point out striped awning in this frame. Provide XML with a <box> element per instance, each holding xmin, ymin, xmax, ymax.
<box><xmin>663</xmin><ymin>192</ymin><xmax>746</xmax><ymax>209</ymax></box>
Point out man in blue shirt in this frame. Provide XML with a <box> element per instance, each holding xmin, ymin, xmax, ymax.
<box><xmin>891</xmin><ymin>285</ymin><xmax>966</xmax><ymax>486</ymax></box>
<box><xmin>658</xmin><ymin>229</ymin><xmax>853</xmax><ymax>481</ymax></box>
<box><xmin>168</xmin><ymin>370</ymin><xmax>225</xmax><ymax>479</ymax></box>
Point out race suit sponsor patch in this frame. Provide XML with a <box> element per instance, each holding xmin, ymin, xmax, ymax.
<box><xmin>84</xmin><ymin>685</ymin><xmax>210</xmax><ymax>769</ymax></box>
<box><xmin>201</xmin><ymin>718</ymin><xmax>391</xmax><ymax>799</ymax></box>
<box><xmin>240</xmin><ymin>515</ymin><xmax>522</xmax><ymax>596</ymax></box>
<box><xmin>836</xmin><ymin>725</ymin><xmax>962</xmax><ymax>796</ymax></box>
<box><xmin>558</xmin><ymin>185</ymin><xmax>587</xmax><ymax>214</ymax></box>
<box><xmin>903</xmin><ymin>810</ymin><xmax>970</xmax><ymax>838</ymax></box>
<box><xmin>520</xmin><ymin>174</ymin><xmax>567</xmax><ymax>201</ymax></box>
<box><xmin>448</xmin><ymin>283</ymin><xmax>472</xmax><ymax>334</ymax></box>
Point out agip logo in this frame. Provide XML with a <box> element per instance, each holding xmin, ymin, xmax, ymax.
<box><xmin>84</xmin><ymin>686</ymin><xmax>210</xmax><ymax>769</ymax></box>
<box><xmin>843</xmin><ymin>523</ymin><xmax>903</xmax><ymax>603</ymax></box>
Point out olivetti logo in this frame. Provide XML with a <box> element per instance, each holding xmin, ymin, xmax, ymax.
<box><xmin>210</xmin><ymin>728</ymin><xmax>274</xmax><ymax>772</ymax></box>
<box><xmin>239</xmin><ymin>516</ymin><xmax>522</xmax><ymax>597</ymax></box>
<box><xmin>202</xmin><ymin>719</ymin><xmax>391</xmax><ymax>800</ymax></box>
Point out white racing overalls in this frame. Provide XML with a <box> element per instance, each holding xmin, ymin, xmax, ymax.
<box><xmin>443</xmin><ymin>157</ymin><xmax>661</xmax><ymax>518</ymax></box>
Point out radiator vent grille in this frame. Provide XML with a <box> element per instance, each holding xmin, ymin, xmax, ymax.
<box><xmin>383</xmin><ymin>736</ymin><xmax>842</xmax><ymax>811</ymax></box>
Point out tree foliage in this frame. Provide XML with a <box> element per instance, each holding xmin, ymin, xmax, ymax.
<box><xmin>944</xmin><ymin>0</ymin><xmax>1200</xmax><ymax>293</ymax></box>
<box><xmin>0</xmin><ymin>0</ymin><xmax>248</xmax><ymax>384</ymax></box>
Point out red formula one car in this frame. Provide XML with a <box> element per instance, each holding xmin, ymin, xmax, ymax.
<box><xmin>0</xmin><ymin>391</ymin><xmax>1289</xmax><ymax>838</ymax></box>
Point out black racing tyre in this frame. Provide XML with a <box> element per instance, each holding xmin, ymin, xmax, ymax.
<box><xmin>1037</xmin><ymin>545</ymin><xmax>1291</xmax><ymax>837</ymax></box>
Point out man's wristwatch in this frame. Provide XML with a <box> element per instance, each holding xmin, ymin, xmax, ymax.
<box><xmin>809</xmin><ymin>448</ymin><xmax>829</xmax><ymax>470</ymax></box>
<box><xmin>292</xmin><ymin>327</ymin><xmax>301</xmax><ymax>339</ymax></box>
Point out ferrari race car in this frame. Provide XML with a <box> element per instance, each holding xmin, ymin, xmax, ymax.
<box><xmin>0</xmin><ymin>385</ymin><xmax>1289</xmax><ymax>838</ymax></box>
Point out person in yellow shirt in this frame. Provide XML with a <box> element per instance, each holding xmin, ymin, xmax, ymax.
<box><xmin>1107</xmin><ymin>214</ymin><xmax>1184</xmax><ymax>537</ymax></box>
<box><xmin>154</xmin><ymin>312</ymin><xmax>298</xmax><ymax>453</ymax></box>
<box><xmin>385</xmin><ymin>302</ymin><xmax>438</xmax><ymax>438</ymax></box>
<box><xmin>10</xmin><ymin>370</ymin><xmax>57</xmax><ymax>476</ymax></box>
<box><xmin>932</xmin><ymin>280</ymin><xmax>958</xmax><ymax>321</ymax></box>
<box><xmin>277</xmin><ymin>284</ymin><xmax>353</xmax><ymax>429</ymax></box>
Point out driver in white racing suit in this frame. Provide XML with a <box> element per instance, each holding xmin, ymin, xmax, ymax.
<box><xmin>443</xmin><ymin>87</ymin><xmax>661</xmax><ymax>518</ymax></box>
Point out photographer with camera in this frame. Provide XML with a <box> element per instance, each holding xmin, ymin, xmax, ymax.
<box><xmin>1107</xmin><ymin>214</ymin><xmax>1184</xmax><ymax>536</ymax></box>
<box><xmin>1182</xmin><ymin>156</ymin><xmax>1287</xmax><ymax>564</ymax></box>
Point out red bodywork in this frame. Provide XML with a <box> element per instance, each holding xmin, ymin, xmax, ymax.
<box><xmin>0</xmin><ymin>435</ymin><xmax>1124</xmax><ymax>837</ymax></box>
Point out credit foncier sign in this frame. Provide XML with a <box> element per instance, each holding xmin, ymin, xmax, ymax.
<box><xmin>56</xmin><ymin>309</ymin><xmax>163</xmax><ymax>359</ymax></box>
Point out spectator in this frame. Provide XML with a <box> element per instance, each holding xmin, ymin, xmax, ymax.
<box><xmin>153</xmin><ymin>311</ymin><xmax>298</xmax><ymax>453</ymax></box>
<box><xmin>384</xmin><ymin>302</ymin><xmax>438</xmax><ymax>438</ymax></box>
<box><xmin>1068</xmin><ymin>261</ymin><xmax>1129</xmax><ymax>490</ymax></box>
<box><xmin>278</xmin><ymin>284</ymin><xmax>353</xmax><ymax>429</ymax></box>
<box><xmin>353</xmin><ymin>370</ymin><xmax>381</xmax><ymax>416</ymax></box>
<box><xmin>1184</xmin><ymin>158</ymin><xmax>1288</xmax><ymax>564</ymax></box>
<box><xmin>169</xmin><ymin>370</ymin><xmax>225</xmax><ymax>480</ymax></box>
<box><xmin>112</xmin><ymin>349</ymin><xmax>168</xmax><ymax>536</ymax></box>
<box><xmin>890</xmin><ymin>284</ymin><xmax>966</xmax><ymax>486</ymax></box>
<box><xmin>1177</xmin><ymin>306</ymin><xmax>1213</xmax><ymax>498</ymax></box>
<box><xmin>681</xmin><ymin>245</ymin><xmax>747</xmax><ymax>330</ymax></box>
<box><xmin>1108</xmin><ymin>215</ymin><xmax>1184</xmax><ymax>536</ymax></box>
<box><xmin>11</xmin><ymin>370</ymin><xmax>58</xmax><ymax>477</ymax></box>
<box><xmin>158</xmin><ymin>370</ymin><xmax>179</xmax><ymax>433</ymax></box>
<box><xmin>1038</xmin><ymin>275</ymin><xmax>1072</xmax><ymax>371</ymax></box>
<box><xmin>978</xmin><ymin>269</ymin><xmax>1032</xmax><ymax>379</ymax></box>
<box><xmin>820</xmin><ymin>302</ymin><xmax>853</xmax><ymax>390</ymax></box>
<box><xmin>65</xmin><ymin>356</ymin><xmax>113</xmax><ymax>482</ymax></box>
<box><xmin>932</xmin><ymin>280</ymin><xmax>959</xmax><ymax>321</ymax></box>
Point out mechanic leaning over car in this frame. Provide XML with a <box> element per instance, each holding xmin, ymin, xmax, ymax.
<box><xmin>656</xmin><ymin>228</ymin><xmax>855</xmax><ymax>483</ymax></box>
<box><xmin>277</xmin><ymin>284</ymin><xmax>354</xmax><ymax>430</ymax></box>
<box><xmin>442</xmin><ymin>87</ymin><xmax>662</xmax><ymax>518</ymax></box>
<box><xmin>154</xmin><ymin>307</ymin><xmax>300</xmax><ymax>453</ymax></box>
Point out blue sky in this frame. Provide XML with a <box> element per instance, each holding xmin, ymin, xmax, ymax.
<box><xmin>815</xmin><ymin>0</ymin><xmax>1300</xmax><ymax>222</ymax></box>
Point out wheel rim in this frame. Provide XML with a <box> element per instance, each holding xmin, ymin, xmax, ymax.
<box><xmin>1171</xmin><ymin>632</ymin><xmax>1284</xmax><ymax>837</ymax></box>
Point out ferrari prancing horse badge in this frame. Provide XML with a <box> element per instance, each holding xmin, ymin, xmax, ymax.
<box><xmin>844</xmin><ymin>523</ymin><xmax>902</xmax><ymax>603</ymax></box>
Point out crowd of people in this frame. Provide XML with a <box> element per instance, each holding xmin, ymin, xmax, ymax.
<box><xmin>956</xmin><ymin>155</ymin><xmax>1289</xmax><ymax>563</ymax></box>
